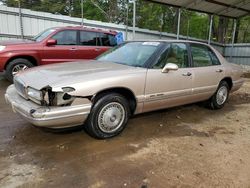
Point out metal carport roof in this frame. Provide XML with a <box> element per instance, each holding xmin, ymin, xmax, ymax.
<box><xmin>129</xmin><ymin>0</ymin><xmax>249</xmax><ymax>59</ymax></box>
<box><xmin>146</xmin><ymin>0</ymin><xmax>250</xmax><ymax>18</ymax></box>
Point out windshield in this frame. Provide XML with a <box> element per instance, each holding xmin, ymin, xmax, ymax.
<box><xmin>33</xmin><ymin>28</ymin><xmax>57</xmax><ymax>42</ymax></box>
<box><xmin>96</xmin><ymin>42</ymin><xmax>161</xmax><ymax>67</ymax></box>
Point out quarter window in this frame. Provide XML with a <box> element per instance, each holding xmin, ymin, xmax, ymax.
<box><xmin>153</xmin><ymin>43</ymin><xmax>189</xmax><ymax>69</ymax></box>
<box><xmin>99</xmin><ymin>33</ymin><xmax>117</xmax><ymax>46</ymax></box>
<box><xmin>80</xmin><ymin>31</ymin><xmax>100</xmax><ymax>46</ymax></box>
<box><xmin>209</xmin><ymin>50</ymin><xmax>221</xmax><ymax>65</ymax></box>
<box><xmin>191</xmin><ymin>44</ymin><xmax>220</xmax><ymax>67</ymax></box>
<box><xmin>52</xmin><ymin>30</ymin><xmax>77</xmax><ymax>45</ymax></box>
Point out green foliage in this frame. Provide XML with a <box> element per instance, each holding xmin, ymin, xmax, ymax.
<box><xmin>238</xmin><ymin>16</ymin><xmax>250</xmax><ymax>43</ymax></box>
<box><xmin>0</xmin><ymin>0</ymin><xmax>249</xmax><ymax>43</ymax></box>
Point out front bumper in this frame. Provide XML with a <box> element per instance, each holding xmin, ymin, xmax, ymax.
<box><xmin>5</xmin><ymin>85</ymin><xmax>92</xmax><ymax>128</ymax></box>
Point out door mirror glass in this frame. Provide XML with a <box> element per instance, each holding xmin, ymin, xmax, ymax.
<box><xmin>46</xmin><ymin>39</ymin><xmax>57</xmax><ymax>46</ymax></box>
<box><xmin>162</xmin><ymin>63</ymin><xmax>178</xmax><ymax>73</ymax></box>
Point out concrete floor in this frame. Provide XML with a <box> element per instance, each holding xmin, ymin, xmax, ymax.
<box><xmin>0</xmin><ymin>75</ymin><xmax>250</xmax><ymax>188</ymax></box>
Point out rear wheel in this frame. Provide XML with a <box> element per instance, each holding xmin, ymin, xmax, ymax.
<box><xmin>207</xmin><ymin>81</ymin><xmax>229</xmax><ymax>109</ymax></box>
<box><xmin>85</xmin><ymin>93</ymin><xmax>130</xmax><ymax>139</ymax></box>
<box><xmin>5</xmin><ymin>58</ymin><xmax>34</xmax><ymax>82</ymax></box>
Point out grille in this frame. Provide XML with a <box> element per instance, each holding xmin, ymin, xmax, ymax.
<box><xmin>14</xmin><ymin>78</ymin><xmax>28</xmax><ymax>99</ymax></box>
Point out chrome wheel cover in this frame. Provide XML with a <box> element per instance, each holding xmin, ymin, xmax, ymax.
<box><xmin>98</xmin><ymin>102</ymin><xmax>125</xmax><ymax>133</ymax></box>
<box><xmin>216</xmin><ymin>86</ymin><xmax>228</xmax><ymax>105</ymax></box>
<box><xmin>12</xmin><ymin>64</ymin><xmax>29</xmax><ymax>76</ymax></box>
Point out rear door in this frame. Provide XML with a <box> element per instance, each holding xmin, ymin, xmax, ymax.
<box><xmin>189</xmin><ymin>43</ymin><xmax>225</xmax><ymax>100</ymax></box>
<box><xmin>76</xmin><ymin>31</ymin><xmax>102</xmax><ymax>59</ymax></box>
<box><xmin>76</xmin><ymin>31</ymin><xmax>117</xmax><ymax>60</ymax></box>
<box><xmin>42</xmin><ymin>30</ymin><xmax>78</xmax><ymax>64</ymax></box>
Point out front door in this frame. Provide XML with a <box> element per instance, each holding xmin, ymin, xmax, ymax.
<box><xmin>143</xmin><ymin>43</ymin><xmax>194</xmax><ymax>112</ymax></box>
<box><xmin>42</xmin><ymin>30</ymin><xmax>78</xmax><ymax>64</ymax></box>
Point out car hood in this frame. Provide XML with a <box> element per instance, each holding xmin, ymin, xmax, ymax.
<box><xmin>16</xmin><ymin>60</ymin><xmax>145</xmax><ymax>91</ymax></box>
<box><xmin>0</xmin><ymin>39</ymin><xmax>36</xmax><ymax>46</ymax></box>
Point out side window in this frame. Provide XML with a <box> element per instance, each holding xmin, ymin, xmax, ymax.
<box><xmin>52</xmin><ymin>30</ymin><xmax>77</xmax><ymax>45</ymax></box>
<box><xmin>80</xmin><ymin>31</ymin><xmax>99</xmax><ymax>46</ymax></box>
<box><xmin>191</xmin><ymin>44</ymin><xmax>220</xmax><ymax>67</ymax></box>
<box><xmin>99</xmin><ymin>33</ymin><xmax>117</xmax><ymax>47</ymax></box>
<box><xmin>209</xmin><ymin>50</ymin><xmax>221</xmax><ymax>65</ymax></box>
<box><xmin>153</xmin><ymin>43</ymin><xmax>189</xmax><ymax>69</ymax></box>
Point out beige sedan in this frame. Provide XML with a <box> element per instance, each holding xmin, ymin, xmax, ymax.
<box><xmin>5</xmin><ymin>40</ymin><xmax>244</xmax><ymax>139</ymax></box>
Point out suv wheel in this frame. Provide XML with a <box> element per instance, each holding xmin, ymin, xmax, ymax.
<box><xmin>5</xmin><ymin>58</ymin><xmax>34</xmax><ymax>82</ymax></box>
<box><xmin>85</xmin><ymin>93</ymin><xmax>130</xmax><ymax>139</ymax></box>
<box><xmin>208</xmin><ymin>81</ymin><xmax>229</xmax><ymax>109</ymax></box>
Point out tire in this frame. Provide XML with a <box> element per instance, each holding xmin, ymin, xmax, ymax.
<box><xmin>207</xmin><ymin>81</ymin><xmax>229</xmax><ymax>110</ymax></box>
<box><xmin>5</xmin><ymin>58</ymin><xmax>34</xmax><ymax>82</ymax></box>
<box><xmin>85</xmin><ymin>93</ymin><xmax>130</xmax><ymax>139</ymax></box>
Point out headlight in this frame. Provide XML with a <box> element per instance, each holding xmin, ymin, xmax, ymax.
<box><xmin>27</xmin><ymin>87</ymin><xmax>42</xmax><ymax>101</ymax></box>
<box><xmin>0</xmin><ymin>45</ymin><xmax>6</xmax><ymax>51</ymax></box>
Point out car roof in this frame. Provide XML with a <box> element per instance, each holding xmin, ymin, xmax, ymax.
<box><xmin>128</xmin><ymin>40</ymin><xmax>212</xmax><ymax>47</ymax></box>
<box><xmin>53</xmin><ymin>26</ymin><xmax>117</xmax><ymax>35</ymax></box>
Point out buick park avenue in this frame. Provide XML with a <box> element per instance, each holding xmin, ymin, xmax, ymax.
<box><xmin>5</xmin><ymin>41</ymin><xmax>244</xmax><ymax>139</ymax></box>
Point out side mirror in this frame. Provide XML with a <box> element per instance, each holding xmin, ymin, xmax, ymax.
<box><xmin>162</xmin><ymin>63</ymin><xmax>178</xmax><ymax>73</ymax></box>
<box><xmin>46</xmin><ymin>39</ymin><xmax>57</xmax><ymax>46</ymax></box>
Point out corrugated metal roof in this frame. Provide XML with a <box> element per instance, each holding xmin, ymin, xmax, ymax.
<box><xmin>146</xmin><ymin>0</ymin><xmax>250</xmax><ymax>18</ymax></box>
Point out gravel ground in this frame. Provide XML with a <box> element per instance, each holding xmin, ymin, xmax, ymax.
<box><xmin>0</xmin><ymin>75</ymin><xmax>250</xmax><ymax>188</ymax></box>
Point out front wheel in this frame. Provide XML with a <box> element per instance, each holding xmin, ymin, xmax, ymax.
<box><xmin>5</xmin><ymin>58</ymin><xmax>34</xmax><ymax>82</ymax></box>
<box><xmin>207</xmin><ymin>81</ymin><xmax>229</xmax><ymax>109</ymax></box>
<box><xmin>85</xmin><ymin>93</ymin><xmax>130</xmax><ymax>139</ymax></box>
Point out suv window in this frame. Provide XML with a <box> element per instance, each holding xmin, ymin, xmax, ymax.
<box><xmin>191</xmin><ymin>44</ymin><xmax>220</xmax><ymax>67</ymax></box>
<box><xmin>52</xmin><ymin>30</ymin><xmax>77</xmax><ymax>45</ymax></box>
<box><xmin>99</xmin><ymin>33</ymin><xmax>117</xmax><ymax>47</ymax></box>
<box><xmin>153</xmin><ymin>43</ymin><xmax>189</xmax><ymax>69</ymax></box>
<box><xmin>80</xmin><ymin>31</ymin><xmax>100</xmax><ymax>46</ymax></box>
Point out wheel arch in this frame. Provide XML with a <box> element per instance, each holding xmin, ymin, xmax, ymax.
<box><xmin>92</xmin><ymin>87</ymin><xmax>137</xmax><ymax>115</ymax></box>
<box><xmin>4</xmin><ymin>55</ymin><xmax>38</xmax><ymax>70</ymax></box>
<box><xmin>221</xmin><ymin>77</ymin><xmax>233</xmax><ymax>90</ymax></box>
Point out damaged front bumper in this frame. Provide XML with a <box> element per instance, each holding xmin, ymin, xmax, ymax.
<box><xmin>5</xmin><ymin>85</ymin><xmax>92</xmax><ymax>128</ymax></box>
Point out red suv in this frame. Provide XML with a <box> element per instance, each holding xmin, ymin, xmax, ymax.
<box><xmin>0</xmin><ymin>26</ymin><xmax>118</xmax><ymax>81</ymax></box>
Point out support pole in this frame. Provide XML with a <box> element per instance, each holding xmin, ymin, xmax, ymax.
<box><xmin>208</xmin><ymin>15</ymin><xmax>213</xmax><ymax>44</ymax></box>
<box><xmin>125</xmin><ymin>2</ymin><xmax>129</xmax><ymax>40</ymax></box>
<box><xmin>230</xmin><ymin>19</ymin><xmax>237</xmax><ymax>61</ymax></box>
<box><xmin>18</xmin><ymin>0</ymin><xmax>24</xmax><ymax>39</ymax></box>
<box><xmin>186</xmin><ymin>19</ymin><xmax>190</xmax><ymax>39</ymax></box>
<box><xmin>132</xmin><ymin>0</ymin><xmax>136</xmax><ymax>40</ymax></box>
<box><xmin>177</xmin><ymin>8</ymin><xmax>181</xmax><ymax>40</ymax></box>
<box><xmin>81</xmin><ymin>0</ymin><xmax>84</xmax><ymax>26</ymax></box>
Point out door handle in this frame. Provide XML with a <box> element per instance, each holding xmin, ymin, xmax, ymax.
<box><xmin>182</xmin><ymin>72</ymin><xmax>192</xmax><ymax>76</ymax></box>
<box><xmin>216</xmin><ymin>69</ymin><xmax>223</xmax><ymax>73</ymax></box>
<box><xmin>70</xmin><ymin>48</ymin><xmax>77</xmax><ymax>51</ymax></box>
<box><xmin>95</xmin><ymin>48</ymin><xmax>101</xmax><ymax>51</ymax></box>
